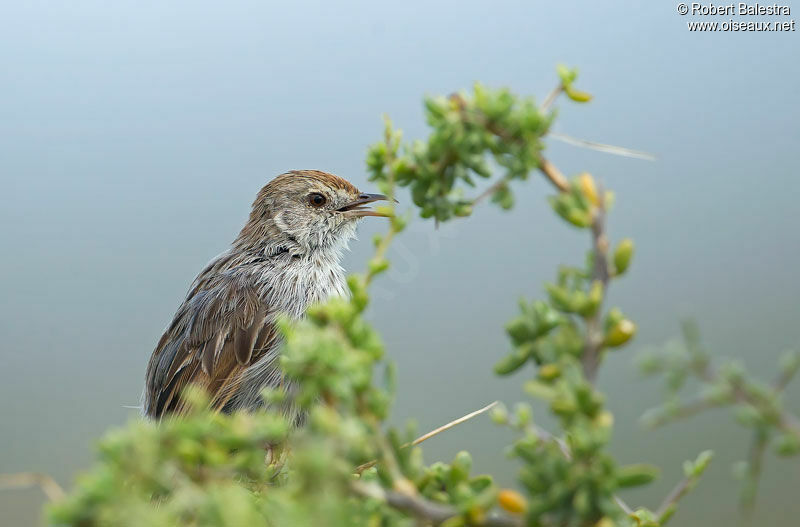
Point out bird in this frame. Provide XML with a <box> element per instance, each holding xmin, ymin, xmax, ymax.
<box><xmin>143</xmin><ymin>170</ymin><xmax>389</xmax><ymax>421</ymax></box>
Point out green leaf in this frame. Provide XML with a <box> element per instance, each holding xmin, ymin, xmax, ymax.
<box><xmin>564</xmin><ymin>85</ymin><xmax>593</xmax><ymax>103</ymax></box>
<box><xmin>691</xmin><ymin>450</ymin><xmax>714</xmax><ymax>477</ymax></box>
<box><xmin>775</xmin><ymin>435</ymin><xmax>800</xmax><ymax>456</ymax></box>
<box><xmin>616</xmin><ymin>464</ymin><xmax>660</xmax><ymax>488</ymax></box>
<box><xmin>556</xmin><ymin>64</ymin><xmax>578</xmax><ymax>85</ymax></box>
<box><xmin>613</xmin><ymin>238</ymin><xmax>634</xmax><ymax>276</ymax></box>
<box><xmin>523</xmin><ymin>380</ymin><xmax>557</xmax><ymax>401</ymax></box>
<box><xmin>494</xmin><ymin>346</ymin><xmax>532</xmax><ymax>375</ymax></box>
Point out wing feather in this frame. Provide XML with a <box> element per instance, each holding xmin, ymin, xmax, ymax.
<box><xmin>201</xmin><ymin>331</ymin><xmax>225</xmax><ymax>376</ymax></box>
<box><xmin>144</xmin><ymin>262</ymin><xmax>277</xmax><ymax>419</ymax></box>
<box><xmin>234</xmin><ymin>310</ymin><xmax>266</xmax><ymax>365</ymax></box>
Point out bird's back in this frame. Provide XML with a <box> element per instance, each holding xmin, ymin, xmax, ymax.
<box><xmin>143</xmin><ymin>248</ymin><xmax>348</xmax><ymax>419</ymax></box>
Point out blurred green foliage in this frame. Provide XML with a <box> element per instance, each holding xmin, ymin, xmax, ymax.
<box><xmin>639</xmin><ymin>321</ymin><xmax>800</xmax><ymax>512</ymax></box>
<box><xmin>366</xmin><ymin>83</ymin><xmax>552</xmax><ymax>222</ymax></box>
<box><xmin>45</xmin><ymin>67</ymin><xmax>797</xmax><ymax>527</ymax></box>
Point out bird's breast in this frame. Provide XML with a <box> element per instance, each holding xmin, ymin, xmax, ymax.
<box><xmin>257</xmin><ymin>256</ymin><xmax>349</xmax><ymax>320</ymax></box>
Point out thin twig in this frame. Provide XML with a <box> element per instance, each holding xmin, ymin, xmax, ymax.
<box><xmin>741</xmin><ymin>429</ymin><xmax>769</xmax><ymax>514</ymax></box>
<box><xmin>656</xmin><ymin>474</ymin><xmax>692</xmax><ymax>519</ymax></box>
<box><xmin>538</xmin><ymin>158</ymin><xmax>570</xmax><ymax>193</ymax></box>
<box><xmin>643</xmin><ymin>398</ymin><xmax>719</xmax><ymax>429</ymax></box>
<box><xmin>581</xmin><ymin>186</ymin><xmax>610</xmax><ymax>382</ymax></box>
<box><xmin>408</xmin><ymin>401</ymin><xmax>498</xmax><ymax>447</ymax></box>
<box><xmin>352</xmin><ymin>481</ymin><xmax>522</xmax><ymax>527</ymax></box>
<box><xmin>471</xmin><ymin>178</ymin><xmax>511</xmax><ymax>206</ymax></box>
<box><xmin>0</xmin><ymin>472</ymin><xmax>65</xmax><ymax>502</ymax></box>
<box><xmin>540</xmin><ymin>83</ymin><xmax>563</xmax><ymax>112</ymax></box>
<box><xmin>470</xmin><ymin>155</ymin><xmax>568</xmax><ymax>205</ymax></box>
<box><xmin>548</xmin><ymin>132</ymin><xmax>656</xmax><ymax>161</ymax></box>
<box><xmin>615</xmin><ymin>496</ymin><xmax>634</xmax><ymax>515</ymax></box>
<box><xmin>353</xmin><ymin>460</ymin><xmax>377</xmax><ymax>475</ymax></box>
<box><xmin>354</xmin><ymin>402</ymin><xmax>499</xmax><ymax>475</ymax></box>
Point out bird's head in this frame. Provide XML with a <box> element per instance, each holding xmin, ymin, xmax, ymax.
<box><xmin>236</xmin><ymin>170</ymin><xmax>391</xmax><ymax>257</ymax></box>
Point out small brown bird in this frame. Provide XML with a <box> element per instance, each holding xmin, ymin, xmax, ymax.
<box><xmin>143</xmin><ymin>170</ymin><xmax>389</xmax><ymax>420</ymax></box>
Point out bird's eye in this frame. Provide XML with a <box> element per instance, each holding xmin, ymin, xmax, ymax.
<box><xmin>308</xmin><ymin>193</ymin><xmax>327</xmax><ymax>208</ymax></box>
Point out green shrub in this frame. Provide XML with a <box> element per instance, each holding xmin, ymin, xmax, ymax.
<box><xmin>46</xmin><ymin>67</ymin><xmax>799</xmax><ymax>527</ymax></box>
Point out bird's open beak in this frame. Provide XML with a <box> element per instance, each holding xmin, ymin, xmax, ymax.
<box><xmin>337</xmin><ymin>193</ymin><xmax>395</xmax><ymax>218</ymax></box>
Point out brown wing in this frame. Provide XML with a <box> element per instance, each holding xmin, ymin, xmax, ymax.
<box><xmin>144</xmin><ymin>267</ymin><xmax>278</xmax><ymax>419</ymax></box>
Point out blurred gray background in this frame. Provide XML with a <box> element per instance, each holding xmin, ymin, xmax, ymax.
<box><xmin>1</xmin><ymin>1</ymin><xmax>798</xmax><ymax>525</ymax></box>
